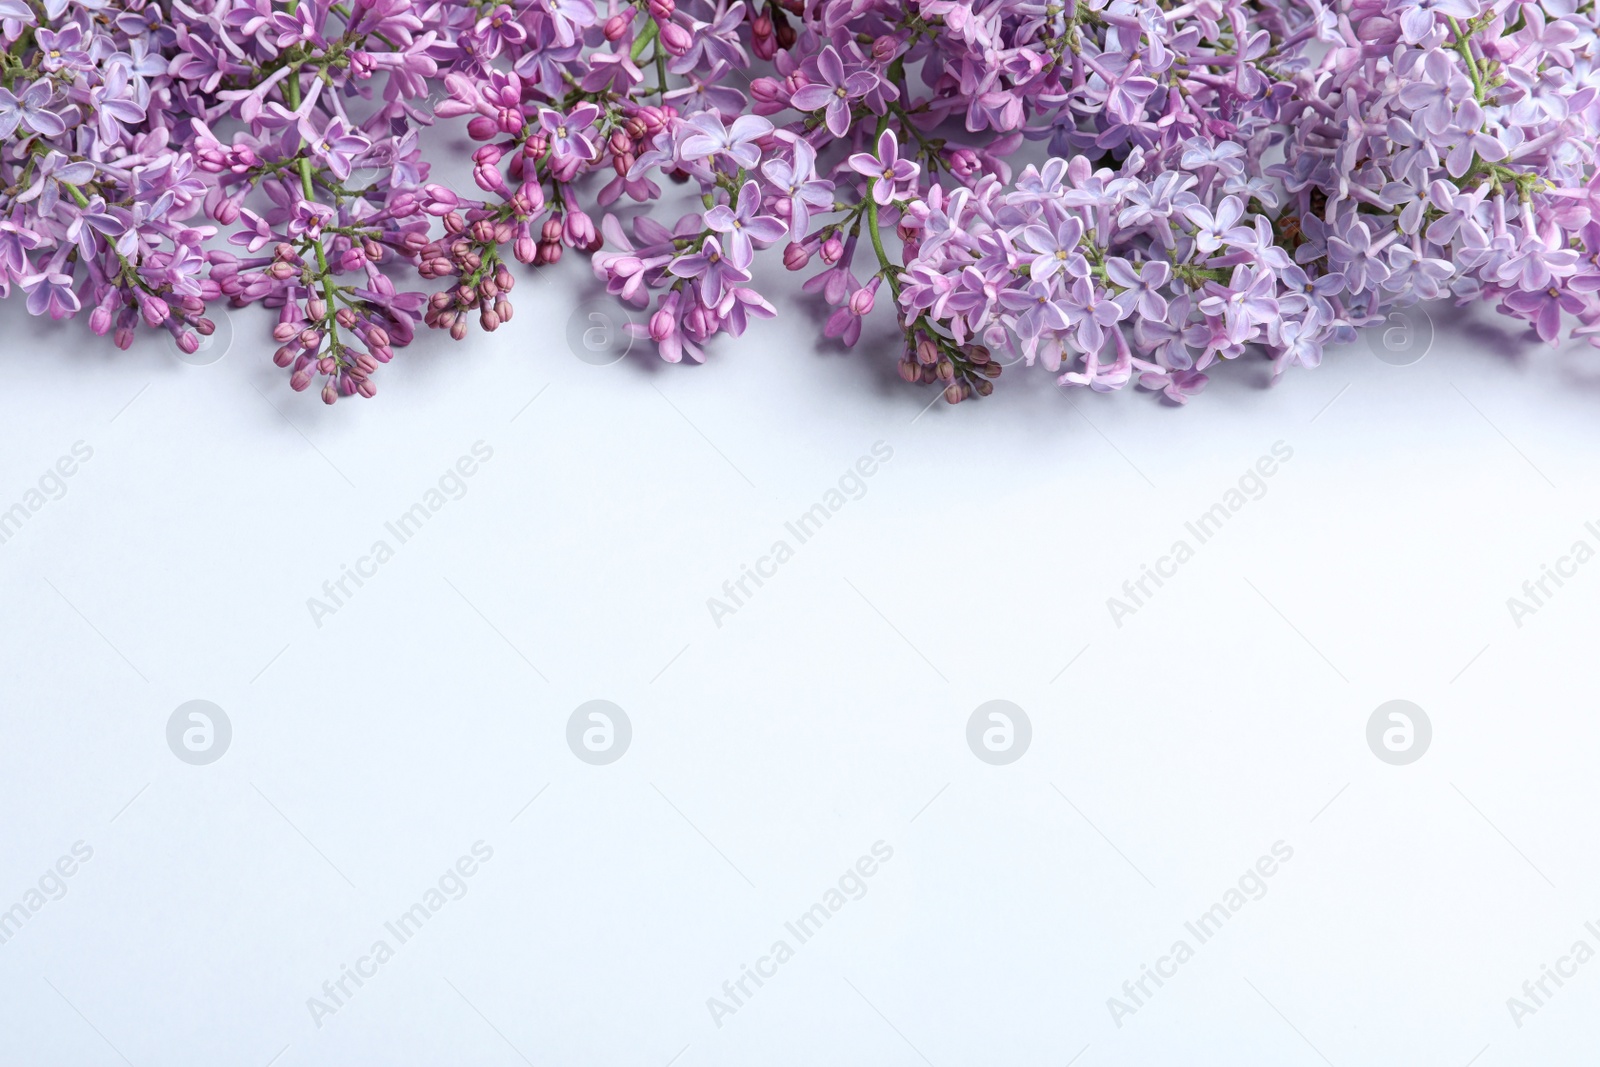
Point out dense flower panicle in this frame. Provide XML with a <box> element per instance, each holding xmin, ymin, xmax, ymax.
<box><xmin>0</xmin><ymin>0</ymin><xmax>1595</xmax><ymax>405</ymax></box>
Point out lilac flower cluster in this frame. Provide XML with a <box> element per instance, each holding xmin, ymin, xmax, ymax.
<box><xmin>1</xmin><ymin>0</ymin><xmax>1596</xmax><ymax>406</ymax></box>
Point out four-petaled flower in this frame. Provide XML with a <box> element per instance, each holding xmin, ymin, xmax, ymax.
<box><xmin>790</xmin><ymin>46</ymin><xmax>878</xmax><ymax>138</ymax></box>
<box><xmin>847</xmin><ymin>130</ymin><xmax>919</xmax><ymax>206</ymax></box>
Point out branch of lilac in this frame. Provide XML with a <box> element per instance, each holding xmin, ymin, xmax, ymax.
<box><xmin>0</xmin><ymin>0</ymin><xmax>1597</xmax><ymax>406</ymax></box>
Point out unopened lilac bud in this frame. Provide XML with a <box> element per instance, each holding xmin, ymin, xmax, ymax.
<box><xmin>850</xmin><ymin>281</ymin><xmax>878</xmax><ymax>316</ymax></box>
<box><xmin>872</xmin><ymin>35</ymin><xmax>897</xmax><ymax>61</ymax></box>
<box><xmin>176</xmin><ymin>331</ymin><xmax>200</xmax><ymax>355</ymax></box>
<box><xmin>648</xmin><ymin>0</ymin><xmax>673</xmax><ymax>18</ymax></box>
<box><xmin>650</xmin><ymin>307</ymin><xmax>675</xmax><ymax>341</ymax></box>
<box><xmin>308</xmin><ymin>297</ymin><xmax>327</xmax><ymax>321</ymax></box>
<box><xmin>357</xmin><ymin>378</ymin><xmax>377</xmax><ymax>399</ymax></box>
<box><xmin>322</xmin><ymin>382</ymin><xmax>340</xmax><ymax>405</ymax></box>
<box><xmin>336</xmin><ymin>307</ymin><xmax>357</xmax><ymax>328</ymax></box>
<box><xmin>820</xmin><ymin>235</ymin><xmax>844</xmax><ymax>264</ymax></box>
<box><xmin>290</xmin><ymin>368</ymin><xmax>313</xmax><ymax>391</ymax></box>
<box><xmin>213</xmin><ymin>195</ymin><xmax>243</xmax><ymax>225</ymax></box>
<box><xmin>898</xmin><ymin>360</ymin><xmax>919</xmax><ymax>383</ymax></box>
<box><xmin>660</xmin><ymin>20</ymin><xmax>692</xmax><ymax>55</ymax></box>
<box><xmin>916</xmin><ymin>337</ymin><xmax>939</xmax><ymax>364</ymax></box>
<box><xmin>783</xmin><ymin>242</ymin><xmax>810</xmax><ymax>270</ymax></box>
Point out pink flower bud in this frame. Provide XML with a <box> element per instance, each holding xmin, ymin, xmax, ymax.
<box><xmin>820</xmin><ymin>235</ymin><xmax>844</xmax><ymax>264</ymax></box>
<box><xmin>650</xmin><ymin>307</ymin><xmax>676</xmax><ymax>341</ymax></box>
<box><xmin>749</xmin><ymin>77</ymin><xmax>786</xmax><ymax>106</ymax></box>
<box><xmin>564</xmin><ymin>211</ymin><xmax>596</xmax><ymax>246</ymax></box>
<box><xmin>783</xmin><ymin>242</ymin><xmax>810</xmax><ymax>270</ymax></box>
<box><xmin>660</xmin><ymin>21</ymin><xmax>692</xmax><ymax>56</ymax></box>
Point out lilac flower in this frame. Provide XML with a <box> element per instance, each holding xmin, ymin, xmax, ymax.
<box><xmin>299</xmin><ymin>116</ymin><xmax>372</xmax><ymax>182</ymax></box>
<box><xmin>1182</xmin><ymin>196</ymin><xmax>1246</xmax><ymax>255</ymax></box>
<box><xmin>1505</xmin><ymin>286</ymin><xmax>1587</xmax><ymax>344</ymax></box>
<box><xmin>847</xmin><ymin>130</ymin><xmax>919</xmax><ymax>205</ymax></box>
<box><xmin>540</xmin><ymin>104</ymin><xmax>601</xmax><ymax>166</ymax></box>
<box><xmin>761</xmin><ymin>141</ymin><xmax>832</xmax><ymax>237</ymax></box>
<box><xmin>669</xmin><ymin>236</ymin><xmax>751</xmax><ymax>305</ymax></box>
<box><xmin>92</xmin><ymin>63</ymin><xmax>148</xmax><ymax>144</ymax></box>
<box><xmin>22</xmin><ymin>273</ymin><xmax>81</xmax><ymax>319</ymax></box>
<box><xmin>789</xmin><ymin>46</ymin><xmax>877</xmax><ymax>138</ymax></box>
<box><xmin>535</xmin><ymin>0</ymin><xmax>596</xmax><ymax>48</ymax></box>
<box><xmin>36</xmin><ymin>25</ymin><xmax>91</xmax><ymax>72</ymax></box>
<box><xmin>704</xmin><ymin>180</ymin><xmax>786</xmax><ymax>265</ymax></box>
<box><xmin>1019</xmin><ymin>215</ymin><xmax>1087</xmax><ymax>283</ymax></box>
<box><xmin>1391</xmin><ymin>0</ymin><xmax>1481</xmax><ymax>44</ymax></box>
<box><xmin>1397</xmin><ymin>51</ymin><xmax>1473</xmax><ymax>134</ymax></box>
<box><xmin>0</xmin><ymin>82</ymin><xmax>66</xmax><ymax>138</ymax></box>
<box><xmin>679</xmin><ymin>111</ymin><xmax>772</xmax><ymax>170</ymax></box>
<box><xmin>1106</xmin><ymin>258</ymin><xmax>1171</xmax><ymax>321</ymax></box>
<box><xmin>669</xmin><ymin>2</ymin><xmax>749</xmax><ymax>75</ymax></box>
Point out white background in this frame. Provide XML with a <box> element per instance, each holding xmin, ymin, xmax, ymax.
<box><xmin>2</xmin><ymin>266</ymin><xmax>1598</xmax><ymax>1067</ymax></box>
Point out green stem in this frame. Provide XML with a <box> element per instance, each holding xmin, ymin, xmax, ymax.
<box><xmin>1449</xmin><ymin>17</ymin><xmax>1486</xmax><ymax>101</ymax></box>
<box><xmin>630</xmin><ymin>18</ymin><xmax>658</xmax><ymax>62</ymax></box>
